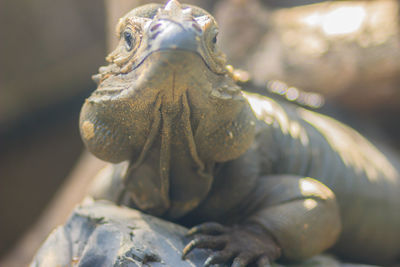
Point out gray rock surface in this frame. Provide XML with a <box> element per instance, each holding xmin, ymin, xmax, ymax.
<box><xmin>30</xmin><ymin>199</ymin><xmax>378</xmax><ymax>267</ymax></box>
<box><xmin>30</xmin><ymin>199</ymin><xmax>208</xmax><ymax>267</ymax></box>
<box><xmin>31</xmin><ymin>201</ymin><xmax>206</xmax><ymax>267</ymax></box>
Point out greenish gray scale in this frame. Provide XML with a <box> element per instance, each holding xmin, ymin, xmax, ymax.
<box><xmin>245</xmin><ymin>93</ymin><xmax>400</xmax><ymax>263</ymax></box>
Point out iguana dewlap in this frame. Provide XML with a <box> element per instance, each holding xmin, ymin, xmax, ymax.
<box><xmin>79</xmin><ymin>1</ymin><xmax>400</xmax><ymax>266</ymax></box>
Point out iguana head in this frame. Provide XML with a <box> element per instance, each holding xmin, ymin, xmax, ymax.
<box><xmin>80</xmin><ymin>0</ymin><xmax>255</xmax><ymax>166</ymax></box>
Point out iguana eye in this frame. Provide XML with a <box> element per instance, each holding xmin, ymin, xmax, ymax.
<box><xmin>124</xmin><ymin>31</ymin><xmax>135</xmax><ymax>51</ymax></box>
<box><xmin>209</xmin><ymin>32</ymin><xmax>218</xmax><ymax>51</ymax></box>
<box><xmin>212</xmin><ymin>35</ymin><xmax>217</xmax><ymax>44</ymax></box>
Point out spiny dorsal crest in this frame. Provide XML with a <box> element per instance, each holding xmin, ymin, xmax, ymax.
<box><xmin>155</xmin><ymin>0</ymin><xmax>194</xmax><ymax>22</ymax></box>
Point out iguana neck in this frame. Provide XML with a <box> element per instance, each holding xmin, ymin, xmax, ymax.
<box><xmin>125</xmin><ymin>83</ymin><xmax>257</xmax><ymax>219</ymax></box>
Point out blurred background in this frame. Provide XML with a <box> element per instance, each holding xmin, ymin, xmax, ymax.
<box><xmin>1</xmin><ymin>0</ymin><xmax>400</xmax><ymax>266</ymax></box>
<box><xmin>0</xmin><ymin>0</ymin><xmax>106</xmax><ymax>265</ymax></box>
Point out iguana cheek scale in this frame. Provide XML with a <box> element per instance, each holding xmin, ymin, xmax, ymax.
<box><xmin>80</xmin><ymin>1</ymin><xmax>400</xmax><ymax>266</ymax></box>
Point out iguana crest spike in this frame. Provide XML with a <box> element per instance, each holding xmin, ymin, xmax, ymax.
<box><xmin>156</xmin><ymin>0</ymin><xmax>193</xmax><ymax>22</ymax></box>
<box><xmin>165</xmin><ymin>0</ymin><xmax>181</xmax><ymax>12</ymax></box>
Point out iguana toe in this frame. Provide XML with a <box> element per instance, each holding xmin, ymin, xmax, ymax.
<box><xmin>186</xmin><ymin>222</ymin><xmax>228</xmax><ymax>236</ymax></box>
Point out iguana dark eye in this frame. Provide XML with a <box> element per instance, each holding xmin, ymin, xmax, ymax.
<box><xmin>124</xmin><ymin>31</ymin><xmax>135</xmax><ymax>51</ymax></box>
<box><xmin>212</xmin><ymin>35</ymin><xmax>217</xmax><ymax>44</ymax></box>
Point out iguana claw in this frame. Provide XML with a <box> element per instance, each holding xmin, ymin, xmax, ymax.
<box><xmin>182</xmin><ymin>222</ymin><xmax>280</xmax><ymax>267</ymax></box>
<box><xmin>185</xmin><ymin>222</ymin><xmax>228</xmax><ymax>236</ymax></box>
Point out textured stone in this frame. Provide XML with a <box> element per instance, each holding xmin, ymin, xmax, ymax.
<box><xmin>30</xmin><ymin>199</ymin><xmax>208</xmax><ymax>267</ymax></box>
<box><xmin>30</xmin><ymin>200</ymin><xmax>378</xmax><ymax>267</ymax></box>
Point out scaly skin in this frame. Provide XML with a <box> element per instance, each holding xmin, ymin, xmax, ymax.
<box><xmin>80</xmin><ymin>1</ymin><xmax>400</xmax><ymax>266</ymax></box>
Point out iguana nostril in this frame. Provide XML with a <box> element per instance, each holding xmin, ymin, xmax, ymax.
<box><xmin>150</xmin><ymin>23</ymin><xmax>162</xmax><ymax>32</ymax></box>
<box><xmin>192</xmin><ymin>22</ymin><xmax>202</xmax><ymax>33</ymax></box>
<box><xmin>150</xmin><ymin>31</ymin><xmax>161</xmax><ymax>40</ymax></box>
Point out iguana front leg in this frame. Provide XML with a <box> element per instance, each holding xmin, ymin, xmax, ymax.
<box><xmin>183</xmin><ymin>222</ymin><xmax>279</xmax><ymax>266</ymax></box>
<box><xmin>182</xmin><ymin>175</ymin><xmax>342</xmax><ymax>266</ymax></box>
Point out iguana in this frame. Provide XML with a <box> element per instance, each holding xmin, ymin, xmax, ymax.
<box><xmin>79</xmin><ymin>1</ymin><xmax>400</xmax><ymax>266</ymax></box>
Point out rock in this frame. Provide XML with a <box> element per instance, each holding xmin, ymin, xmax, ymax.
<box><xmin>30</xmin><ymin>199</ymin><xmax>208</xmax><ymax>267</ymax></box>
<box><xmin>30</xmin><ymin>199</ymin><xmax>378</xmax><ymax>267</ymax></box>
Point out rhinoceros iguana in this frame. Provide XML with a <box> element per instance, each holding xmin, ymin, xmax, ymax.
<box><xmin>79</xmin><ymin>1</ymin><xmax>400</xmax><ymax>266</ymax></box>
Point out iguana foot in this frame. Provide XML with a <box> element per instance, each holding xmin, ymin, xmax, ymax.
<box><xmin>182</xmin><ymin>222</ymin><xmax>281</xmax><ymax>267</ymax></box>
